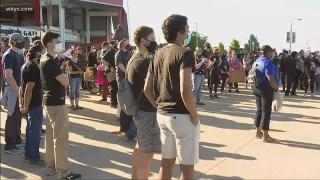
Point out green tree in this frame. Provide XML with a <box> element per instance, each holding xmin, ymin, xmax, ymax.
<box><xmin>218</xmin><ymin>42</ymin><xmax>225</xmax><ymax>54</ymax></box>
<box><xmin>244</xmin><ymin>34</ymin><xmax>260</xmax><ymax>53</ymax></box>
<box><xmin>188</xmin><ymin>31</ymin><xmax>208</xmax><ymax>52</ymax></box>
<box><xmin>229</xmin><ymin>38</ymin><xmax>240</xmax><ymax>53</ymax></box>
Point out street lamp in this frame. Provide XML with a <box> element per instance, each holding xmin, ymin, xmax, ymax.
<box><xmin>289</xmin><ymin>18</ymin><xmax>302</xmax><ymax>53</ymax></box>
<box><xmin>195</xmin><ymin>22</ymin><xmax>198</xmax><ymax>48</ymax></box>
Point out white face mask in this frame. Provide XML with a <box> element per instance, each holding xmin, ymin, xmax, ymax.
<box><xmin>54</xmin><ymin>43</ymin><xmax>63</xmax><ymax>53</ymax></box>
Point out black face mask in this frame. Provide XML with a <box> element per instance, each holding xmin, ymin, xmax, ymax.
<box><xmin>15</xmin><ymin>41</ymin><xmax>25</xmax><ymax>49</ymax></box>
<box><xmin>145</xmin><ymin>40</ymin><xmax>157</xmax><ymax>54</ymax></box>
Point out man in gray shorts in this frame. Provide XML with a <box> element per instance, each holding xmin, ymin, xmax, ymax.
<box><xmin>127</xmin><ymin>26</ymin><xmax>160</xmax><ymax>179</ymax></box>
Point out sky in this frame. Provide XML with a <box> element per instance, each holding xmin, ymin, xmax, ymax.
<box><xmin>124</xmin><ymin>0</ymin><xmax>320</xmax><ymax>52</ymax></box>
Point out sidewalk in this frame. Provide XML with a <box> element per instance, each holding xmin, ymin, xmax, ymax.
<box><xmin>1</xmin><ymin>89</ymin><xmax>319</xmax><ymax>179</ymax></box>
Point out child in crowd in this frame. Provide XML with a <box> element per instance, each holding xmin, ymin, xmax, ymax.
<box><xmin>97</xmin><ymin>63</ymin><xmax>104</xmax><ymax>96</ymax></box>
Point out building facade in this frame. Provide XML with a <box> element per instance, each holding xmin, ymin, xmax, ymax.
<box><xmin>0</xmin><ymin>0</ymin><xmax>128</xmax><ymax>47</ymax></box>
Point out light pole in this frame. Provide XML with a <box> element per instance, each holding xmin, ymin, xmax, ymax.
<box><xmin>195</xmin><ymin>22</ymin><xmax>198</xmax><ymax>48</ymax></box>
<box><xmin>289</xmin><ymin>18</ymin><xmax>302</xmax><ymax>53</ymax></box>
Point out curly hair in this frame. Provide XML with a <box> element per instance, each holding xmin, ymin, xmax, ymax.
<box><xmin>133</xmin><ymin>26</ymin><xmax>154</xmax><ymax>46</ymax></box>
<box><xmin>162</xmin><ymin>14</ymin><xmax>188</xmax><ymax>43</ymax></box>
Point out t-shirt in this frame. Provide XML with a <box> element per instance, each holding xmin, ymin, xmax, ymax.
<box><xmin>2</xmin><ymin>49</ymin><xmax>21</xmax><ymax>86</ymax></box>
<box><xmin>68</xmin><ymin>59</ymin><xmax>82</xmax><ymax>78</ymax></box>
<box><xmin>103</xmin><ymin>48</ymin><xmax>116</xmax><ymax>68</ymax></box>
<box><xmin>252</xmin><ymin>56</ymin><xmax>274</xmax><ymax>87</ymax></box>
<box><xmin>40</xmin><ymin>54</ymin><xmax>65</xmax><ymax>106</ymax></box>
<box><xmin>127</xmin><ymin>53</ymin><xmax>156</xmax><ymax>112</ymax></box>
<box><xmin>21</xmin><ymin>61</ymin><xmax>42</xmax><ymax>108</ymax></box>
<box><xmin>115</xmin><ymin>50</ymin><xmax>131</xmax><ymax>81</ymax></box>
<box><xmin>149</xmin><ymin>44</ymin><xmax>195</xmax><ymax>114</ymax></box>
<box><xmin>88</xmin><ymin>52</ymin><xmax>98</xmax><ymax>67</ymax></box>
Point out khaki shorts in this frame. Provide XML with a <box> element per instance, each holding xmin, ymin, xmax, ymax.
<box><xmin>157</xmin><ymin>113</ymin><xmax>200</xmax><ymax>165</ymax></box>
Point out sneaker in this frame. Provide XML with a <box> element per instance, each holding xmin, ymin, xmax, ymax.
<box><xmin>76</xmin><ymin>105</ymin><xmax>83</xmax><ymax>110</ymax></box>
<box><xmin>99</xmin><ymin>98</ymin><xmax>107</xmax><ymax>102</ymax></box>
<box><xmin>62</xmin><ymin>172</ymin><xmax>82</xmax><ymax>180</ymax></box>
<box><xmin>29</xmin><ymin>159</ymin><xmax>45</xmax><ymax>167</ymax></box>
<box><xmin>45</xmin><ymin>166</ymin><xmax>57</xmax><ymax>176</ymax></box>
<box><xmin>5</xmin><ymin>147</ymin><xmax>25</xmax><ymax>155</ymax></box>
<box><xmin>256</xmin><ymin>131</ymin><xmax>263</xmax><ymax>139</ymax></box>
<box><xmin>71</xmin><ymin>106</ymin><xmax>77</xmax><ymax>110</ymax></box>
<box><xmin>16</xmin><ymin>140</ymin><xmax>25</xmax><ymax>147</ymax></box>
<box><xmin>304</xmin><ymin>93</ymin><xmax>308</xmax><ymax>98</ymax></box>
<box><xmin>311</xmin><ymin>93</ymin><xmax>316</xmax><ymax>98</ymax></box>
<box><xmin>228</xmin><ymin>89</ymin><xmax>232</xmax><ymax>93</ymax></box>
<box><xmin>196</xmin><ymin>102</ymin><xmax>205</xmax><ymax>105</ymax></box>
<box><xmin>24</xmin><ymin>156</ymin><xmax>30</xmax><ymax>162</ymax></box>
<box><xmin>214</xmin><ymin>94</ymin><xmax>219</xmax><ymax>99</ymax></box>
<box><xmin>262</xmin><ymin>136</ymin><xmax>278</xmax><ymax>143</ymax></box>
<box><xmin>235</xmin><ymin>89</ymin><xmax>240</xmax><ymax>93</ymax></box>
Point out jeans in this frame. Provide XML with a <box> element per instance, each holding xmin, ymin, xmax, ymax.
<box><xmin>253</xmin><ymin>86</ymin><xmax>274</xmax><ymax>131</ymax></box>
<box><xmin>4</xmin><ymin>98</ymin><xmax>22</xmax><ymax>150</ymax></box>
<box><xmin>192</xmin><ymin>74</ymin><xmax>205</xmax><ymax>102</ymax></box>
<box><xmin>316</xmin><ymin>74</ymin><xmax>320</xmax><ymax>91</ymax></box>
<box><xmin>25</xmin><ymin>106</ymin><xmax>43</xmax><ymax>160</ymax></box>
<box><xmin>69</xmin><ymin>77</ymin><xmax>82</xmax><ymax>100</ymax></box>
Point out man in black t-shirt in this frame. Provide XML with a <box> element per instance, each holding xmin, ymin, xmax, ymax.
<box><xmin>128</xmin><ymin>26</ymin><xmax>160</xmax><ymax>179</ymax></box>
<box><xmin>144</xmin><ymin>15</ymin><xmax>199</xmax><ymax>179</ymax></box>
<box><xmin>40</xmin><ymin>31</ymin><xmax>81</xmax><ymax>180</ymax></box>
<box><xmin>102</xmin><ymin>43</ymin><xmax>117</xmax><ymax>107</ymax></box>
<box><xmin>20</xmin><ymin>45</ymin><xmax>44</xmax><ymax>166</ymax></box>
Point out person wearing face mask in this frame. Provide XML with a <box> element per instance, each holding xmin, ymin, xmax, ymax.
<box><xmin>40</xmin><ymin>31</ymin><xmax>82</xmax><ymax>180</ymax></box>
<box><xmin>252</xmin><ymin>45</ymin><xmax>278</xmax><ymax>143</ymax></box>
<box><xmin>219</xmin><ymin>52</ymin><xmax>230</xmax><ymax>94</ymax></box>
<box><xmin>127</xmin><ymin>26</ymin><xmax>160</xmax><ymax>180</ymax></box>
<box><xmin>228</xmin><ymin>51</ymin><xmax>243</xmax><ymax>93</ymax></box>
<box><xmin>284</xmin><ymin>51</ymin><xmax>298</xmax><ymax>96</ymax></box>
<box><xmin>208</xmin><ymin>50</ymin><xmax>221</xmax><ymax>99</ymax></box>
<box><xmin>1</xmin><ymin>33</ymin><xmax>25</xmax><ymax>155</ymax></box>
<box><xmin>65</xmin><ymin>44</ymin><xmax>74</xmax><ymax>58</ymax></box>
<box><xmin>114</xmin><ymin>39</ymin><xmax>133</xmax><ymax>137</ymax></box>
<box><xmin>144</xmin><ymin>14</ymin><xmax>199</xmax><ymax>180</ymax></box>
<box><xmin>193</xmin><ymin>48</ymin><xmax>208</xmax><ymax>104</ymax></box>
<box><xmin>20</xmin><ymin>44</ymin><xmax>44</xmax><ymax>166</ymax></box>
<box><xmin>303</xmin><ymin>50</ymin><xmax>316</xmax><ymax>98</ymax></box>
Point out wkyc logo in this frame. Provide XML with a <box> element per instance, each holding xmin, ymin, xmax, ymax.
<box><xmin>5</xmin><ymin>7</ymin><xmax>33</xmax><ymax>12</ymax></box>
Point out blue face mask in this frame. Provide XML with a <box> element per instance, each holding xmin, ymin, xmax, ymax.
<box><xmin>184</xmin><ymin>32</ymin><xmax>191</xmax><ymax>46</ymax></box>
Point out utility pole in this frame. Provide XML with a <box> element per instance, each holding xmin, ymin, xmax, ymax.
<box><xmin>195</xmin><ymin>22</ymin><xmax>198</xmax><ymax>48</ymax></box>
<box><xmin>289</xmin><ymin>18</ymin><xmax>302</xmax><ymax>53</ymax></box>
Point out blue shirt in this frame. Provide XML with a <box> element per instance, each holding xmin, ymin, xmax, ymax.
<box><xmin>252</xmin><ymin>56</ymin><xmax>274</xmax><ymax>86</ymax></box>
<box><xmin>2</xmin><ymin>49</ymin><xmax>21</xmax><ymax>86</ymax></box>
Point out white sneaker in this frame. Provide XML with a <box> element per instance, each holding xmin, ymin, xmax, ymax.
<box><xmin>311</xmin><ymin>93</ymin><xmax>316</xmax><ymax>98</ymax></box>
<box><xmin>304</xmin><ymin>93</ymin><xmax>308</xmax><ymax>98</ymax></box>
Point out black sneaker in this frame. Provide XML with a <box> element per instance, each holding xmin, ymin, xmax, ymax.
<box><xmin>214</xmin><ymin>94</ymin><xmax>219</xmax><ymax>99</ymax></box>
<box><xmin>29</xmin><ymin>159</ymin><xmax>45</xmax><ymax>167</ymax></box>
<box><xmin>228</xmin><ymin>89</ymin><xmax>232</xmax><ymax>93</ymax></box>
<box><xmin>62</xmin><ymin>172</ymin><xmax>82</xmax><ymax>180</ymax></box>
<box><xmin>210</xmin><ymin>94</ymin><xmax>214</xmax><ymax>99</ymax></box>
<box><xmin>42</xmin><ymin>129</ymin><xmax>46</xmax><ymax>133</ymax></box>
<box><xmin>236</xmin><ymin>89</ymin><xmax>240</xmax><ymax>93</ymax></box>
<box><xmin>196</xmin><ymin>102</ymin><xmax>205</xmax><ymax>105</ymax></box>
<box><xmin>99</xmin><ymin>99</ymin><xmax>107</xmax><ymax>102</ymax></box>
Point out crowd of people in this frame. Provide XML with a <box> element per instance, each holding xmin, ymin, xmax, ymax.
<box><xmin>1</xmin><ymin>13</ymin><xmax>320</xmax><ymax>180</ymax></box>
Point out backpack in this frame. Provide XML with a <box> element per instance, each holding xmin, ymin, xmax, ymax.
<box><xmin>247</xmin><ymin>61</ymin><xmax>264</xmax><ymax>87</ymax></box>
<box><xmin>118</xmin><ymin>55</ymin><xmax>144</xmax><ymax>115</ymax></box>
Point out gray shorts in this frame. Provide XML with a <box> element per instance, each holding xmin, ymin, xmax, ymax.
<box><xmin>133</xmin><ymin>111</ymin><xmax>161</xmax><ymax>153</ymax></box>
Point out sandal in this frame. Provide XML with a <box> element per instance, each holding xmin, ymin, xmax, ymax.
<box><xmin>263</xmin><ymin>136</ymin><xmax>278</xmax><ymax>143</ymax></box>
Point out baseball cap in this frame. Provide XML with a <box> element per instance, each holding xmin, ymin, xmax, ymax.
<box><xmin>9</xmin><ymin>33</ymin><xmax>25</xmax><ymax>42</ymax></box>
<box><xmin>260</xmin><ymin>45</ymin><xmax>273</xmax><ymax>53</ymax></box>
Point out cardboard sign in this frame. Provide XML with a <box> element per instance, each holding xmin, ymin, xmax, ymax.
<box><xmin>229</xmin><ymin>70</ymin><xmax>245</xmax><ymax>83</ymax></box>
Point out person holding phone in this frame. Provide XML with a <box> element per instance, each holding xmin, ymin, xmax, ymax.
<box><xmin>193</xmin><ymin>48</ymin><xmax>207</xmax><ymax>105</ymax></box>
<box><xmin>67</xmin><ymin>49</ymin><xmax>84</xmax><ymax>110</ymax></box>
